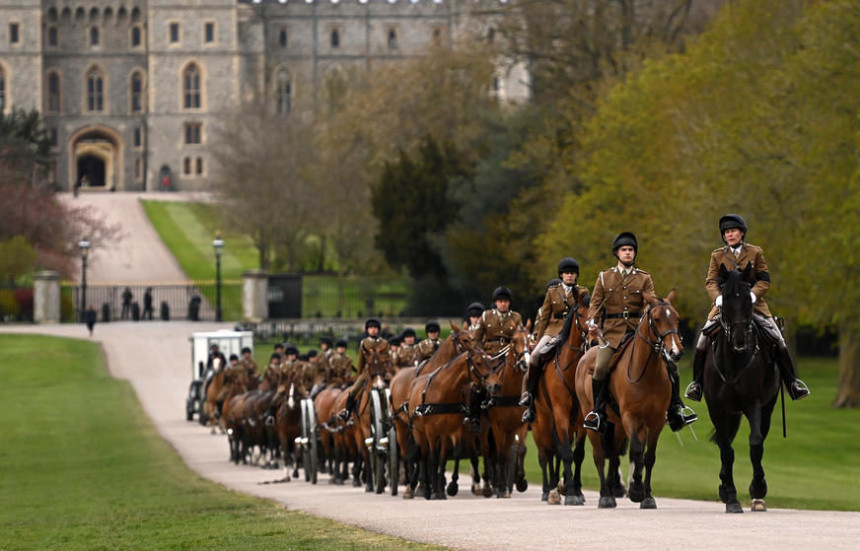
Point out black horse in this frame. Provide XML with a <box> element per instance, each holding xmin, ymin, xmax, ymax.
<box><xmin>704</xmin><ymin>263</ymin><xmax>780</xmax><ymax>513</ymax></box>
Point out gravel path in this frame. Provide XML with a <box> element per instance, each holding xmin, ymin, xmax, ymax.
<box><xmin>4</xmin><ymin>192</ymin><xmax>855</xmax><ymax>550</ymax></box>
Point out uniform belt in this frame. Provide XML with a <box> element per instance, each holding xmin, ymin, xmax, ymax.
<box><xmin>487</xmin><ymin>337</ymin><xmax>508</xmax><ymax>344</ymax></box>
<box><xmin>554</xmin><ymin>312</ymin><xmax>568</xmax><ymax>320</ymax></box>
<box><xmin>605</xmin><ymin>312</ymin><xmax>641</xmax><ymax>320</ymax></box>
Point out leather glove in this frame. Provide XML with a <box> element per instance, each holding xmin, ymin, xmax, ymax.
<box><xmin>750</xmin><ymin>291</ymin><xmax>757</xmax><ymax>304</ymax></box>
<box><xmin>715</xmin><ymin>295</ymin><xmax>723</xmax><ymax>308</ymax></box>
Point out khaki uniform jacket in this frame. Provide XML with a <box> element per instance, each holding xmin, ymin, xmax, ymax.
<box><xmin>474</xmin><ymin>309</ymin><xmax>524</xmax><ymax>355</ymax></box>
<box><xmin>397</xmin><ymin>344</ymin><xmax>417</xmax><ymax>367</ymax></box>
<box><xmin>241</xmin><ymin>357</ymin><xmax>258</xmax><ymax>380</ymax></box>
<box><xmin>535</xmin><ymin>283</ymin><xmax>589</xmax><ymax>341</ymax></box>
<box><xmin>357</xmin><ymin>336</ymin><xmax>391</xmax><ymax>377</ymax></box>
<box><xmin>587</xmin><ymin>267</ymin><xmax>657</xmax><ymax>348</ymax></box>
<box><xmin>328</xmin><ymin>352</ymin><xmax>355</xmax><ymax>383</ymax></box>
<box><xmin>414</xmin><ymin>337</ymin><xmax>442</xmax><ymax>364</ymax></box>
<box><xmin>706</xmin><ymin>243</ymin><xmax>772</xmax><ymax>319</ymax></box>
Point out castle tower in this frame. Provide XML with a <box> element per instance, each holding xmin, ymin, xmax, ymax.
<box><xmin>0</xmin><ymin>0</ymin><xmax>43</xmax><ymax>114</ymax></box>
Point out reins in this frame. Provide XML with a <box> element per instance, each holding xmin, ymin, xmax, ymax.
<box><xmin>627</xmin><ymin>301</ymin><xmax>679</xmax><ymax>384</ymax></box>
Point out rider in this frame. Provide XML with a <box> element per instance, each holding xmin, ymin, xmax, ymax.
<box><xmin>240</xmin><ymin>346</ymin><xmax>258</xmax><ymax>381</ymax></box>
<box><xmin>398</xmin><ymin>327</ymin><xmax>418</xmax><ymax>367</ymax></box>
<box><xmin>532</xmin><ymin>279</ymin><xmax>561</xmax><ymax>340</ymax></box>
<box><xmin>308</xmin><ymin>336</ymin><xmax>333</xmax><ymax>399</ymax></box>
<box><xmin>520</xmin><ymin>258</ymin><xmax>589</xmax><ymax>423</ymax></box>
<box><xmin>413</xmin><ymin>320</ymin><xmax>443</xmax><ymax>364</ymax></box>
<box><xmin>583</xmin><ymin>232</ymin><xmax>697</xmax><ymax>433</ymax></box>
<box><xmin>466</xmin><ymin>302</ymin><xmax>485</xmax><ymax>331</ymax></box>
<box><xmin>468</xmin><ymin>287</ymin><xmax>524</xmax><ymax>431</ymax></box>
<box><xmin>328</xmin><ymin>337</ymin><xmax>355</xmax><ymax>386</ymax></box>
<box><xmin>684</xmin><ymin>214</ymin><xmax>810</xmax><ymax>401</ymax></box>
<box><xmin>338</xmin><ymin>318</ymin><xmax>391</xmax><ymax>420</ymax></box>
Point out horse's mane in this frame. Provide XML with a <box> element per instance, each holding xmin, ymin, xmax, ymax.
<box><xmin>557</xmin><ymin>290</ymin><xmax>588</xmax><ymax>345</ymax></box>
<box><xmin>720</xmin><ymin>268</ymin><xmax>749</xmax><ymax>295</ymax></box>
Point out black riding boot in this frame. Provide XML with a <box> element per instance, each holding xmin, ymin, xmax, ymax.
<box><xmin>338</xmin><ymin>393</ymin><xmax>356</xmax><ymax>421</ymax></box>
<box><xmin>584</xmin><ymin>379</ymin><xmax>608</xmax><ymax>433</ymax></box>
<box><xmin>265</xmin><ymin>401</ymin><xmax>278</xmax><ymax>426</ymax></box>
<box><xmin>667</xmin><ymin>371</ymin><xmax>698</xmax><ymax>432</ymax></box>
<box><xmin>775</xmin><ymin>345</ymin><xmax>810</xmax><ymax>400</ymax></box>
<box><xmin>684</xmin><ymin>346</ymin><xmax>707</xmax><ymax>402</ymax></box>
<box><xmin>464</xmin><ymin>385</ymin><xmax>483</xmax><ymax>432</ymax></box>
<box><xmin>520</xmin><ymin>364</ymin><xmax>541</xmax><ymax>423</ymax></box>
<box><xmin>215</xmin><ymin>399</ymin><xmax>224</xmax><ymax>419</ymax></box>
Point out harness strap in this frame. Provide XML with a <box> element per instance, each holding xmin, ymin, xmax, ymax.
<box><xmin>413</xmin><ymin>402</ymin><xmax>468</xmax><ymax>416</ymax></box>
<box><xmin>483</xmin><ymin>395</ymin><xmax>521</xmax><ymax>409</ymax></box>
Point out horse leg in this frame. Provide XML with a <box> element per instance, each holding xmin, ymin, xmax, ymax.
<box><xmin>748</xmin><ymin>403</ymin><xmax>770</xmax><ymax>512</ymax></box>
<box><xmin>570</xmin><ymin>433</ymin><xmax>587</xmax><ymax>505</ymax></box>
<box><xmin>538</xmin><ymin>448</ymin><xmax>552</xmax><ymax>502</ymax></box>
<box><xmin>712</xmin><ymin>411</ymin><xmax>743</xmax><ymax>513</ymax></box>
<box><xmin>639</xmin><ymin>433</ymin><xmax>659</xmax><ymax>509</ymax></box>
<box><xmin>447</xmin><ymin>457</ymin><xmax>460</xmax><ymax>497</ymax></box>
<box><xmin>591</xmin><ymin>433</ymin><xmax>615</xmax><ymax>508</ymax></box>
<box><xmin>625</xmin><ymin>424</ymin><xmax>646</xmax><ymax>503</ymax></box>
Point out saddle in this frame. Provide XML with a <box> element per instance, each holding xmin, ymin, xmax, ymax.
<box><xmin>585</xmin><ymin>330</ymin><xmax>636</xmax><ymax>377</ymax></box>
<box><xmin>707</xmin><ymin>317</ymin><xmax>779</xmax><ymax>365</ymax></box>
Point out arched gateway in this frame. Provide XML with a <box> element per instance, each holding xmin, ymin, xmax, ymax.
<box><xmin>68</xmin><ymin>126</ymin><xmax>123</xmax><ymax>191</ymax></box>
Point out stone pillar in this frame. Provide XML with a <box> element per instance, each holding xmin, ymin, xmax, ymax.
<box><xmin>33</xmin><ymin>270</ymin><xmax>61</xmax><ymax>324</ymax></box>
<box><xmin>243</xmin><ymin>270</ymin><xmax>268</xmax><ymax>322</ymax></box>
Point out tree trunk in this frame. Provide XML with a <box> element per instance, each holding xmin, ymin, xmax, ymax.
<box><xmin>833</xmin><ymin>323</ymin><xmax>860</xmax><ymax>408</ymax></box>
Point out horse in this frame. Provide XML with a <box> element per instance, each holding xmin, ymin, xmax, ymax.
<box><xmin>353</xmin><ymin>347</ymin><xmax>396</xmax><ymax>492</ymax></box>
<box><xmin>482</xmin><ymin>325</ymin><xmax>531</xmax><ymax>498</ymax></box>
<box><xmin>314</xmin><ymin>385</ymin><xmax>346</xmax><ymax>483</ymax></box>
<box><xmin>407</xmin><ymin>344</ymin><xmax>493</xmax><ymax>500</ymax></box>
<box><xmin>201</xmin><ymin>355</ymin><xmax>226</xmax><ymax>431</ymax></box>
<box><xmin>389</xmin><ymin>323</ymin><xmax>475</xmax><ymax>498</ymax></box>
<box><xmin>704</xmin><ymin>264</ymin><xmax>780</xmax><ymax>513</ymax></box>
<box><xmin>576</xmin><ymin>290</ymin><xmax>682</xmax><ymax>509</ymax></box>
<box><xmin>276</xmin><ymin>376</ymin><xmax>303</xmax><ymax>481</ymax></box>
<box><xmin>530</xmin><ymin>298</ymin><xmax>592</xmax><ymax>504</ymax></box>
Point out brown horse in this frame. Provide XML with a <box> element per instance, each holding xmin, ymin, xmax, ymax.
<box><xmin>482</xmin><ymin>325</ymin><xmax>531</xmax><ymax>498</ymax></box>
<box><xmin>353</xmin><ymin>347</ymin><xmax>395</xmax><ymax>492</ymax></box>
<box><xmin>576</xmin><ymin>290</ymin><xmax>683</xmax><ymax>509</ymax></box>
<box><xmin>531</xmin><ymin>299</ymin><xmax>592</xmax><ymax>504</ymax></box>
<box><xmin>389</xmin><ymin>323</ymin><xmax>475</xmax><ymax>498</ymax></box>
<box><xmin>407</xmin><ymin>345</ymin><xmax>493</xmax><ymax>500</ymax></box>
<box><xmin>314</xmin><ymin>385</ymin><xmax>345</xmax><ymax>483</ymax></box>
<box><xmin>201</xmin><ymin>355</ymin><xmax>226</xmax><ymax>431</ymax></box>
<box><xmin>276</xmin><ymin>376</ymin><xmax>303</xmax><ymax>481</ymax></box>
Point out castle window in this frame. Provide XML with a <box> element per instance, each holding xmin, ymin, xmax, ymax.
<box><xmin>131</xmin><ymin>72</ymin><xmax>144</xmax><ymax>113</ymax></box>
<box><xmin>387</xmin><ymin>28</ymin><xmax>398</xmax><ymax>50</ymax></box>
<box><xmin>47</xmin><ymin>72</ymin><xmax>61</xmax><ymax>113</ymax></box>
<box><xmin>196</xmin><ymin>157</ymin><xmax>204</xmax><ymax>175</ymax></box>
<box><xmin>183</xmin><ymin>64</ymin><xmax>202</xmax><ymax>109</ymax></box>
<box><xmin>183</xmin><ymin>157</ymin><xmax>192</xmax><ymax>175</ymax></box>
<box><xmin>131</xmin><ymin>26</ymin><xmax>142</xmax><ymax>48</ymax></box>
<box><xmin>49</xmin><ymin>127</ymin><xmax>58</xmax><ymax>147</ymax></box>
<box><xmin>86</xmin><ymin>68</ymin><xmax>104</xmax><ymax>112</ymax></box>
<box><xmin>48</xmin><ymin>26</ymin><xmax>59</xmax><ymax>47</ymax></box>
<box><xmin>10</xmin><ymin>23</ymin><xmax>20</xmax><ymax>45</ymax></box>
<box><xmin>90</xmin><ymin>26</ymin><xmax>100</xmax><ymax>47</ymax></box>
<box><xmin>275</xmin><ymin>70</ymin><xmax>291</xmax><ymax>115</ymax></box>
<box><xmin>331</xmin><ymin>28</ymin><xmax>340</xmax><ymax>49</ymax></box>
<box><xmin>278</xmin><ymin>28</ymin><xmax>288</xmax><ymax>48</ymax></box>
<box><xmin>184</xmin><ymin>122</ymin><xmax>202</xmax><ymax>145</ymax></box>
<box><xmin>134</xmin><ymin>126</ymin><xmax>142</xmax><ymax>148</ymax></box>
<box><xmin>204</xmin><ymin>22</ymin><xmax>215</xmax><ymax>44</ymax></box>
<box><xmin>169</xmin><ymin>23</ymin><xmax>180</xmax><ymax>44</ymax></box>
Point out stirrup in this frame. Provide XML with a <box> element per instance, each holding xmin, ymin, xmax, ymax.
<box><xmin>518</xmin><ymin>392</ymin><xmax>532</xmax><ymax>407</ymax></box>
<box><xmin>667</xmin><ymin>407</ymin><xmax>697</xmax><ymax>432</ymax></box>
<box><xmin>521</xmin><ymin>408</ymin><xmax>535</xmax><ymax>423</ymax></box>
<box><xmin>788</xmin><ymin>380</ymin><xmax>810</xmax><ymax>400</ymax></box>
<box><xmin>337</xmin><ymin>408</ymin><xmax>351</xmax><ymax>421</ymax></box>
<box><xmin>583</xmin><ymin>410</ymin><xmax>603</xmax><ymax>432</ymax></box>
<box><xmin>684</xmin><ymin>381</ymin><xmax>703</xmax><ymax>402</ymax></box>
<box><xmin>265</xmin><ymin>415</ymin><xmax>275</xmax><ymax>426</ymax></box>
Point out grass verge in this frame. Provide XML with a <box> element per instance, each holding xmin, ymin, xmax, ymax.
<box><xmin>0</xmin><ymin>334</ymin><xmax>443</xmax><ymax>551</ymax></box>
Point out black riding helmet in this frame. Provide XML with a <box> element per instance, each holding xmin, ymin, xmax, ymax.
<box><xmin>612</xmin><ymin>232</ymin><xmax>638</xmax><ymax>258</ymax></box>
<box><xmin>335</xmin><ymin>338</ymin><xmax>348</xmax><ymax>349</ymax></box>
<box><xmin>425</xmin><ymin>320</ymin><xmax>441</xmax><ymax>333</ymax></box>
<box><xmin>241</xmin><ymin>347</ymin><xmax>252</xmax><ymax>355</ymax></box>
<box><xmin>493</xmin><ymin>286</ymin><xmax>513</xmax><ymax>302</ymax></box>
<box><xmin>319</xmin><ymin>336</ymin><xmax>333</xmax><ymax>347</ymax></box>
<box><xmin>388</xmin><ymin>335</ymin><xmax>401</xmax><ymax>347</ymax></box>
<box><xmin>365</xmin><ymin>317</ymin><xmax>381</xmax><ymax>330</ymax></box>
<box><xmin>466</xmin><ymin>301</ymin><xmax>485</xmax><ymax>317</ymax></box>
<box><xmin>719</xmin><ymin>214</ymin><xmax>747</xmax><ymax>243</ymax></box>
<box><xmin>557</xmin><ymin>257</ymin><xmax>580</xmax><ymax>277</ymax></box>
<box><xmin>401</xmin><ymin>327</ymin><xmax>417</xmax><ymax>339</ymax></box>
<box><xmin>284</xmin><ymin>344</ymin><xmax>299</xmax><ymax>357</ymax></box>
<box><xmin>229</xmin><ymin>354</ymin><xmax>239</xmax><ymax>362</ymax></box>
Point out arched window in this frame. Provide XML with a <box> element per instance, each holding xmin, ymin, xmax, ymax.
<box><xmin>86</xmin><ymin>67</ymin><xmax>104</xmax><ymax>112</ymax></box>
<box><xmin>331</xmin><ymin>28</ymin><xmax>340</xmax><ymax>48</ymax></box>
<box><xmin>388</xmin><ymin>28</ymin><xmax>398</xmax><ymax>50</ymax></box>
<box><xmin>90</xmin><ymin>26</ymin><xmax>100</xmax><ymax>47</ymax></box>
<box><xmin>275</xmin><ymin>70</ymin><xmax>291</xmax><ymax>115</ymax></box>
<box><xmin>131</xmin><ymin>26</ymin><xmax>141</xmax><ymax>47</ymax></box>
<box><xmin>47</xmin><ymin>72</ymin><xmax>61</xmax><ymax>113</ymax></box>
<box><xmin>48</xmin><ymin>26</ymin><xmax>59</xmax><ymax>47</ymax></box>
<box><xmin>183</xmin><ymin>63</ymin><xmax>201</xmax><ymax>109</ymax></box>
<box><xmin>278</xmin><ymin>28</ymin><xmax>287</xmax><ymax>48</ymax></box>
<box><xmin>0</xmin><ymin>66</ymin><xmax>6</xmax><ymax>112</ymax></box>
<box><xmin>130</xmin><ymin>72</ymin><xmax>144</xmax><ymax>113</ymax></box>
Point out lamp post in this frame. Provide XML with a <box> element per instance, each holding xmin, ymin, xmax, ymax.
<box><xmin>78</xmin><ymin>237</ymin><xmax>90</xmax><ymax>322</ymax></box>
<box><xmin>213</xmin><ymin>232</ymin><xmax>224</xmax><ymax>322</ymax></box>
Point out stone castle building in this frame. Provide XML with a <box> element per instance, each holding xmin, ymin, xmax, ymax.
<box><xmin>0</xmin><ymin>0</ymin><xmax>528</xmax><ymax>192</ymax></box>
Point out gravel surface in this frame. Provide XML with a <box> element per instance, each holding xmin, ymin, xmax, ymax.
<box><xmin>4</xmin><ymin>192</ymin><xmax>855</xmax><ymax>550</ymax></box>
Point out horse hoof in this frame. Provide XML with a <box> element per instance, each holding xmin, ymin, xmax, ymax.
<box><xmin>403</xmin><ymin>488</ymin><xmax>414</xmax><ymax>499</ymax></box>
<box><xmin>598</xmin><ymin>496</ymin><xmax>617</xmax><ymax>509</ymax></box>
<box><xmin>640</xmin><ymin>497</ymin><xmax>657</xmax><ymax>509</ymax></box>
<box><xmin>482</xmin><ymin>486</ymin><xmax>493</xmax><ymax>498</ymax></box>
<box><xmin>472</xmin><ymin>484</ymin><xmax>482</xmax><ymax>496</ymax></box>
<box><xmin>352</xmin><ymin>479</ymin><xmax>362</xmax><ymax>488</ymax></box>
<box><xmin>516</xmin><ymin>478</ymin><xmax>528</xmax><ymax>492</ymax></box>
<box><xmin>431</xmin><ymin>492</ymin><xmax>446</xmax><ymax>500</ymax></box>
<box><xmin>565</xmin><ymin>494</ymin><xmax>585</xmax><ymax>506</ymax></box>
<box><xmin>556</xmin><ymin>481</ymin><xmax>567</xmax><ymax>496</ymax></box>
<box><xmin>751</xmin><ymin>499</ymin><xmax>767</xmax><ymax>512</ymax></box>
<box><xmin>628</xmin><ymin>483</ymin><xmax>645</xmax><ymax>503</ymax></box>
<box><xmin>446</xmin><ymin>482</ymin><xmax>459</xmax><ymax>497</ymax></box>
<box><xmin>541</xmin><ymin>491</ymin><xmax>549</xmax><ymax>502</ymax></box>
<box><xmin>498</xmin><ymin>491</ymin><xmax>511</xmax><ymax>499</ymax></box>
<box><xmin>415</xmin><ymin>485</ymin><xmax>426</xmax><ymax>498</ymax></box>
<box><xmin>726</xmin><ymin>502</ymin><xmax>744</xmax><ymax>514</ymax></box>
<box><xmin>614</xmin><ymin>485</ymin><xmax>627</xmax><ymax>498</ymax></box>
<box><xmin>547</xmin><ymin>489</ymin><xmax>561</xmax><ymax>505</ymax></box>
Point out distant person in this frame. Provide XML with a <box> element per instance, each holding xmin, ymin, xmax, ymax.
<box><xmin>84</xmin><ymin>306</ymin><xmax>97</xmax><ymax>337</ymax></box>
<box><xmin>143</xmin><ymin>287</ymin><xmax>154</xmax><ymax>320</ymax></box>
<box><xmin>121</xmin><ymin>287</ymin><xmax>133</xmax><ymax>320</ymax></box>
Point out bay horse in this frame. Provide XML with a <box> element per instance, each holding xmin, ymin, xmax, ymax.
<box><xmin>354</xmin><ymin>347</ymin><xmax>395</xmax><ymax>492</ymax></box>
<box><xmin>389</xmin><ymin>323</ymin><xmax>475</xmax><ymax>498</ymax></box>
<box><xmin>482</xmin><ymin>325</ymin><xmax>531</xmax><ymax>498</ymax></box>
<box><xmin>407</xmin><ymin>344</ymin><xmax>493</xmax><ymax>500</ymax></box>
<box><xmin>276</xmin><ymin>376</ymin><xmax>303</xmax><ymax>481</ymax></box>
<box><xmin>201</xmin><ymin>355</ymin><xmax>226</xmax><ymax>430</ymax></box>
<box><xmin>705</xmin><ymin>264</ymin><xmax>780</xmax><ymax>513</ymax></box>
<box><xmin>576</xmin><ymin>290</ymin><xmax>682</xmax><ymax>509</ymax></box>
<box><xmin>531</xmin><ymin>298</ymin><xmax>591</xmax><ymax>504</ymax></box>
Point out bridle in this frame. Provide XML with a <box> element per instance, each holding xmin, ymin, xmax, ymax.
<box><xmin>628</xmin><ymin>301</ymin><xmax>681</xmax><ymax>383</ymax></box>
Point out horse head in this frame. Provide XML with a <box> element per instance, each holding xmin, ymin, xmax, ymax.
<box><xmin>450</xmin><ymin>320</ymin><xmax>476</xmax><ymax>353</ymax></box>
<box><xmin>484</xmin><ymin>326</ymin><xmax>530</xmax><ymax>396</ymax></box>
<box><xmin>645</xmin><ymin>289</ymin><xmax>684</xmax><ymax>364</ymax></box>
<box><xmin>718</xmin><ymin>263</ymin><xmax>756</xmax><ymax>353</ymax></box>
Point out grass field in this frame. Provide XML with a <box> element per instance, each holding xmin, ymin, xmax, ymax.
<box><xmin>0</xmin><ymin>335</ymin><xmax>442</xmax><ymax>551</ymax></box>
<box><xmin>519</xmin><ymin>356</ymin><xmax>860</xmax><ymax>511</ymax></box>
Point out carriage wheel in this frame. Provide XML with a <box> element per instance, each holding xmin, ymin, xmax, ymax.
<box><xmin>370</xmin><ymin>390</ymin><xmax>387</xmax><ymax>494</ymax></box>
<box><xmin>301</xmin><ymin>400</ymin><xmax>312</xmax><ymax>482</ymax></box>
<box><xmin>388</xmin><ymin>426</ymin><xmax>399</xmax><ymax>496</ymax></box>
<box><xmin>308</xmin><ymin>400</ymin><xmax>318</xmax><ymax>485</ymax></box>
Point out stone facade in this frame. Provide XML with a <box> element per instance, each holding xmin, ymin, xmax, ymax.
<box><xmin>0</xmin><ymin>0</ymin><xmax>528</xmax><ymax>192</ymax></box>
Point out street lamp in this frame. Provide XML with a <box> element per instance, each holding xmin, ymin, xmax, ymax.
<box><xmin>78</xmin><ymin>237</ymin><xmax>90</xmax><ymax>322</ymax></box>
<box><xmin>213</xmin><ymin>232</ymin><xmax>224</xmax><ymax>322</ymax></box>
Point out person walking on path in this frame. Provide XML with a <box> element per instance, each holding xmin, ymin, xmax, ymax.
<box><xmin>121</xmin><ymin>287</ymin><xmax>133</xmax><ymax>320</ymax></box>
<box><xmin>84</xmin><ymin>306</ymin><xmax>97</xmax><ymax>337</ymax></box>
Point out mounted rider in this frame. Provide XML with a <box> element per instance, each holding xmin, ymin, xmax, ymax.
<box><xmin>240</xmin><ymin>346</ymin><xmax>258</xmax><ymax>381</ymax></box>
<box><xmin>467</xmin><ymin>287</ymin><xmax>524</xmax><ymax>431</ymax></box>
<box><xmin>307</xmin><ymin>336</ymin><xmax>333</xmax><ymax>399</ymax></box>
<box><xmin>338</xmin><ymin>318</ymin><xmax>391</xmax><ymax>420</ymax></box>
<box><xmin>583</xmin><ymin>232</ymin><xmax>697</xmax><ymax>433</ymax></box>
<box><xmin>397</xmin><ymin>327</ymin><xmax>418</xmax><ymax>367</ymax></box>
<box><xmin>413</xmin><ymin>320</ymin><xmax>443</xmax><ymax>364</ymax></box>
<box><xmin>327</xmin><ymin>337</ymin><xmax>355</xmax><ymax>386</ymax></box>
<box><xmin>685</xmin><ymin>214</ymin><xmax>810</xmax><ymax>402</ymax></box>
<box><xmin>520</xmin><ymin>259</ymin><xmax>589</xmax><ymax>423</ymax></box>
<box><xmin>466</xmin><ymin>302</ymin><xmax>485</xmax><ymax>331</ymax></box>
<box><xmin>532</xmin><ymin>279</ymin><xmax>561</xmax><ymax>340</ymax></box>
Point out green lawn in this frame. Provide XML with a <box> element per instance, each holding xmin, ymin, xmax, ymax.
<box><xmin>520</xmin><ymin>357</ymin><xmax>860</xmax><ymax>511</ymax></box>
<box><xmin>0</xmin><ymin>335</ymin><xmax>443</xmax><ymax>551</ymax></box>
